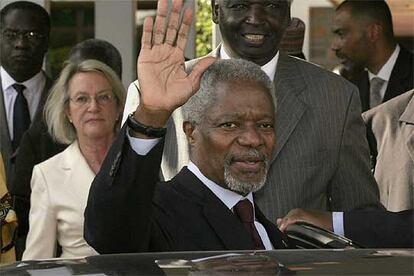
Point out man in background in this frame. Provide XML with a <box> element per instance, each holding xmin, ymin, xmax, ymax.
<box><xmin>331</xmin><ymin>0</ymin><xmax>413</xmax><ymax>112</ymax></box>
<box><xmin>0</xmin><ymin>1</ymin><xmax>51</xmax><ymax>186</ymax></box>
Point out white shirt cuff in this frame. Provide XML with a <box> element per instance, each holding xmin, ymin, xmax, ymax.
<box><xmin>126</xmin><ymin>128</ymin><xmax>161</xmax><ymax>155</ymax></box>
<box><xmin>332</xmin><ymin>212</ymin><xmax>344</xmax><ymax>236</ymax></box>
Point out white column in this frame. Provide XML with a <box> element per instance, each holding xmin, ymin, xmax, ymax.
<box><xmin>184</xmin><ymin>1</ymin><xmax>196</xmax><ymax>60</ymax></box>
<box><xmin>95</xmin><ymin>0</ymin><xmax>136</xmax><ymax>88</ymax></box>
<box><xmin>212</xmin><ymin>24</ymin><xmax>221</xmax><ymax>48</ymax></box>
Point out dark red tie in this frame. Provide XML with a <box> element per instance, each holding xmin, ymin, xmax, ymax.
<box><xmin>12</xmin><ymin>83</ymin><xmax>30</xmax><ymax>151</ymax></box>
<box><xmin>234</xmin><ymin>199</ymin><xmax>265</xmax><ymax>250</ymax></box>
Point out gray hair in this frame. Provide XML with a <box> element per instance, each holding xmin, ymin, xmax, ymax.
<box><xmin>44</xmin><ymin>59</ymin><xmax>126</xmax><ymax>144</ymax></box>
<box><xmin>182</xmin><ymin>59</ymin><xmax>276</xmax><ymax>124</ymax></box>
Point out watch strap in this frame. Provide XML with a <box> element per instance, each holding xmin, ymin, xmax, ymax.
<box><xmin>127</xmin><ymin>112</ymin><xmax>167</xmax><ymax>138</ymax></box>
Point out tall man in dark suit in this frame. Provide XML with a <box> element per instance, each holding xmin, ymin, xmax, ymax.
<box><xmin>331</xmin><ymin>0</ymin><xmax>414</xmax><ymax>112</ymax></box>
<box><xmin>123</xmin><ymin>0</ymin><xmax>382</xmax><ymax>221</ymax></box>
<box><xmin>85</xmin><ymin>0</ymin><xmax>290</xmax><ymax>253</ymax></box>
<box><xmin>0</xmin><ymin>1</ymin><xmax>51</xmax><ymax>186</ymax></box>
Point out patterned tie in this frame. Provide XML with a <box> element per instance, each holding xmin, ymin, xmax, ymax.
<box><xmin>12</xmin><ymin>84</ymin><xmax>30</xmax><ymax>151</ymax></box>
<box><xmin>234</xmin><ymin>199</ymin><xmax>265</xmax><ymax>250</ymax></box>
<box><xmin>369</xmin><ymin>77</ymin><xmax>385</xmax><ymax>108</ymax></box>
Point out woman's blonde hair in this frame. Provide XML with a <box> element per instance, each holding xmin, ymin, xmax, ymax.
<box><xmin>44</xmin><ymin>59</ymin><xmax>126</xmax><ymax>144</ymax></box>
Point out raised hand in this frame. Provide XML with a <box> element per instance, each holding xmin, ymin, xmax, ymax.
<box><xmin>135</xmin><ymin>0</ymin><xmax>215</xmax><ymax>127</ymax></box>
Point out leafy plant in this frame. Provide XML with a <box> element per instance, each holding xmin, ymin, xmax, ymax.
<box><xmin>196</xmin><ymin>0</ymin><xmax>213</xmax><ymax>57</ymax></box>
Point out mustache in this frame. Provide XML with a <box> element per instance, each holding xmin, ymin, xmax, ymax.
<box><xmin>225</xmin><ymin>149</ymin><xmax>267</xmax><ymax>165</ymax></box>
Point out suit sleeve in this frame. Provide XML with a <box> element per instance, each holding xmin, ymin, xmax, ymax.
<box><xmin>344</xmin><ymin>209</ymin><xmax>414</xmax><ymax>248</ymax></box>
<box><xmin>329</xmin><ymin>86</ymin><xmax>382</xmax><ymax>210</ymax></box>
<box><xmin>84</xmin><ymin>126</ymin><xmax>164</xmax><ymax>254</ymax></box>
<box><xmin>22</xmin><ymin>165</ymin><xmax>57</xmax><ymax>260</ymax></box>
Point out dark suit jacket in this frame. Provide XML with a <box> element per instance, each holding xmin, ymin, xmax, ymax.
<box><xmin>356</xmin><ymin>46</ymin><xmax>414</xmax><ymax>112</ymax></box>
<box><xmin>0</xmin><ymin>72</ymin><xmax>53</xmax><ymax>187</ymax></box>
<box><xmin>344</xmin><ymin>209</ymin><xmax>414</xmax><ymax>248</ymax></box>
<box><xmin>84</xmin><ymin>127</ymin><xmax>291</xmax><ymax>254</ymax></box>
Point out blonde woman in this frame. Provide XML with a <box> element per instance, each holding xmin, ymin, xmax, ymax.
<box><xmin>23</xmin><ymin>60</ymin><xmax>126</xmax><ymax>259</ymax></box>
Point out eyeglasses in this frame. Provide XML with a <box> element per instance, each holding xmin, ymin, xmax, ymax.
<box><xmin>69</xmin><ymin>93</ymin><xmax>115</xmax><ymax>107</ymax></box>
<box><xmin>2</xmin><ymin>29</ymin><xmax>46</xmax><ymax>42</ymax></box>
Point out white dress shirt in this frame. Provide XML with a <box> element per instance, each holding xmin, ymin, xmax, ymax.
<box><xmin>220</xmin><ymin>46</ymin><xmax>279</xmax><ymax>82</ymax></box>
<box><xmin>1</xmin><ymin>67</ymin><xmax>45</xmax><ymax>140</ymax></box>
<box><xmin>367</xmin><ymin>45</ymin><xmax>400</xmax><ymax>102</ymax></box>
<box><xmin>127</xmin><ymin>133</ymin><xmax>273</xmax><ymax>250</ymax></box>
<box><xmin>332</xmin><ymin>212</ymin><xmax>345</xmax><ymax>237</ymax></box>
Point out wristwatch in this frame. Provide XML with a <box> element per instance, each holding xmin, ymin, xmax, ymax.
<box><xmin>127</xmin><ymin>112</ymin><xmax>167</xmax><ymax>138</ymax></box>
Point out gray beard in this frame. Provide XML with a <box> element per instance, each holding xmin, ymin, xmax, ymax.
<box><xmin>224</xmin><ymin>153</ymin><xmax>269</xmax><ymax>195</ymax></box>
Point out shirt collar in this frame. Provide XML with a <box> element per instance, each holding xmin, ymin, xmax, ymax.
<box><xmin>1</xmin><ymin>66</ymin><xmax>45</xmax><ymax>92</ymax></box>
<box><xmin>220</xmin><ymin>45</ymin><xmax>279</xmax><ymax>81</ymax></box>
<box><xmin>368</xmin><ymin>45</ymin><xmax>400</xmax><ymax>82</ymax></box>
<box><xmin>187</xmin><ymin>161</ymin><xmax>254</xmax><ymax>210</ymax></box>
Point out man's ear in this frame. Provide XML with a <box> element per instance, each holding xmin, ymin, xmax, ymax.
<box><xmin>368</xmin><ymin>23</ymin><xmax>382</xmax><ymax>43</ymax></box>
<box><xmin>211</xmin><ymin>0</ymin><xmax>219</xmax><ymax>24</ymax></box>
<box><xmin>183</xmin><ymin>121</ymin><xmax>196</xmax><ymax>145</ymax></box>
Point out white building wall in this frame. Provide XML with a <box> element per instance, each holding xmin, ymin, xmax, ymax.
<box><xmin>95</xmin><ymin>0</ymin><xmax>136</xmax><ymax>88</ymax></box>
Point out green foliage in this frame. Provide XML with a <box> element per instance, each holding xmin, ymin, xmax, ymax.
<box><xmin>196</xmin><ymin>0</ymin><xmax>213</xmax><ymax>57</ymax></box>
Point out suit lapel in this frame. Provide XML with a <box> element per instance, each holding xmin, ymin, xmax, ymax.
<box><xmin>32</xmin><ymin>75</ymin><xmax>53</xmax><ymax>123</ymax></box>
<box><xmin>255</xmin><ymin>206</ymin><xmax>290</xmax><ymax>249</ymax></box>
<box><xmin>272</xmin><ymin>54</ymin><xmax>307</xmax><ymax>161</ymax></box>
<box><xmin>384</xmin><ymin>48</ymin><xmax>413</xmax><ymax>102</ymax></box>
<box><xmin>0</xmin><ymin>76</ymin><xmax>13</xmax><ymax>181</ymax></box>
<box><xmin>60</xmin><ymin>141</ymin><xmax>95</xmax><ymax>207</ymax></box>
<box><xmin>203</xmin><ymin>201</ymin><xmax>254</xmax><ymax>250</ymax></box>
<box><xmin>0</xmin><ymin>75</ymin><xmax>12</xmax><ymax>154</ymax></box>
<box><xmin>176</xmin><ymin>168</ymin><xmax>254</xmax><ymax>250</ymax></box>
<box><xmin>399</xmin><ymin>93</ymin><xmax>414</xmax><ymax>163</ymax></box>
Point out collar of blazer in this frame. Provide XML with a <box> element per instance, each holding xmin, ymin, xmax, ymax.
<box><xmin>171</xmin><ymin>167</ymin><xmax>256</xmax><ymax>250</ymax></box>
<box><xmin>271</xmin><ymin>53</ymin><xmax>307</xmax><ymax>162</ymax></box>
<box><xmin>171</xmin><ymin>167</ymin><xmax>289</xmax><ymax>249</ymax></box>
<box><xmin>58</xmin><ymin>141</ymin><xmax>95</xmax><ymax>206</ymax></box>
<box><xmin>399</xmin><ymin>90</ymin><xmax>414</xmax><ymax>125</ymax></box>
<box><xmin>384</xmin><ymin>46</ymin><xmax>414</xmax><ymax>102</ymax></box>
<box><xmin>399</xmin><ymin>90</ymin><xmax>414</xmax><ymax>163</ymax></box>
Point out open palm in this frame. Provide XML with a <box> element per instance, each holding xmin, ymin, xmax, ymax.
<box><xmin>137</xmin><ymin>0</ymin><xmax>215</xmax><ymax>115</ymax></box>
